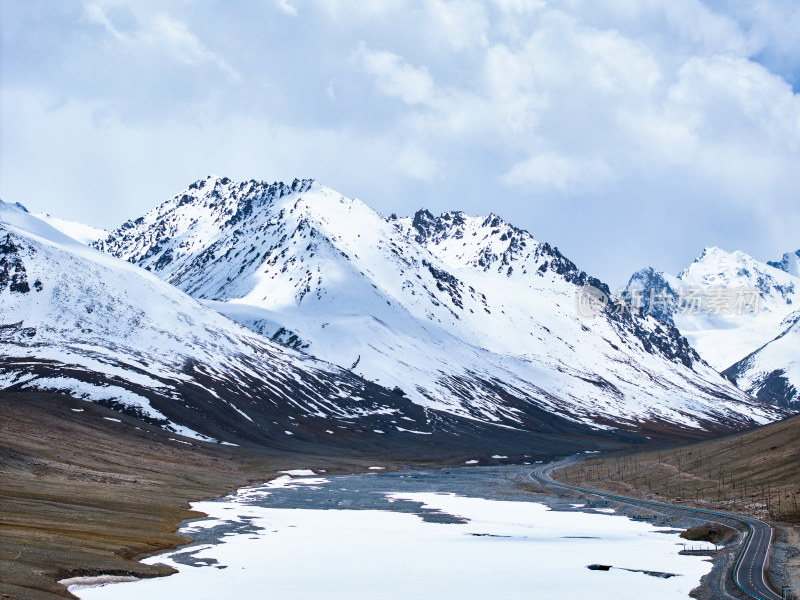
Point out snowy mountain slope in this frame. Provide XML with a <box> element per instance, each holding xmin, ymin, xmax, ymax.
<box><xmin>724</xmin><ymin>312</ymin><xmax>800</xmax><ymax>409</ymax></box>
<box><xmin>2</xmin><ymin>200</ymin><xmax>107</xmax><ymax>245</ymax></box>
<box><xmin>628</xmin><ymin>247</ymin><xmax>799</xmax><ymax>371</ymax></box>
<box><xmin>3</xmin><ymin>200</ymin><xmax>542</xmax><ymax>451</ymax></box>
<box><xmin>95</xmin><ymin>176</ymin><xmax>781</xmax><ymax>435</ymax></box>
<box><xmin>33</xmin><ymin>212</ymin><xmax>107</xmax><ymax>245</ymax></box>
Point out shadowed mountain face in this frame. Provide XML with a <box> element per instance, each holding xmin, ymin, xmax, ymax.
<box><xmin>768</xmin><ymin>249</ymin><xmax>800</xmax><ymax>279</ymax></box>
<box><xmin>90</xmin><ymin>176</ymin><xmax>781</xmax><ymax>437</ymax></box>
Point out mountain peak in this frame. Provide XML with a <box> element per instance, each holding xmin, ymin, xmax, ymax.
<box><xmin>679</xmin><ymin>245</ymin><xmax>796</xmax><ymax>288</ymax></box>
<box><xmin>693</xmin><ymin>245</ymin><xmax>735</xmax><ymax>263</ymax></box>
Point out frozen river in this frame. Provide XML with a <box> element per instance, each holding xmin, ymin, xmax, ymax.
<box><xmin>72</xmin><ymin>466</ymin><xmax>713</xmax><ymax>599</ymax></box>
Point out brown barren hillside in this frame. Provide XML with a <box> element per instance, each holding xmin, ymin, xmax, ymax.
<box><xmin>558</xmin><ymin>414</ymin><xmax>800</xmax><ymax>521</ymax></box>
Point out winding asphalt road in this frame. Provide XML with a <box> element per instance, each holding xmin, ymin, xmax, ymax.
<box><xmin>530</xmin><ymin>457</ymin><xmax>782</xmax><ymax>600</ymax></box>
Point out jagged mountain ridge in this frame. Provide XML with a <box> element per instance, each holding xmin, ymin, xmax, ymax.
<box><xmin>94</xmin><ymin>175</ymin><xmax>779</xmax><ymax>435</ymax></box>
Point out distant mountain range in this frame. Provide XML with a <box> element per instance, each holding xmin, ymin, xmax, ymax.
<box><xmin>1</xmin><ymin>176</ymin><xmax>793</xmax><ymax>454</ymax></box>
<box><xmin>628</xmin><ymin>247</ymin><xmax>799</xmax><ymax>408</ymax></box>
<box><xmin>80</xmin><ymin>175</ymin><xmax>789</xmax><ymax>436</ymax></box>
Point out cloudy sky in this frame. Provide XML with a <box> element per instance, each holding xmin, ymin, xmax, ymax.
<box><xmin>2</xmin><ymin>0</ymin><xmax>800</xmax><ymax>285</ymax></box>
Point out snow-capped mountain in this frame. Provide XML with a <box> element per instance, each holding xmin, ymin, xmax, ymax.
<box><xmin>628</xmin><ymin>247</ymin><xmax>799</xmax><ymax>406</ymax></box>
<box><xmin>769</xmin><ymin>249</ymin><xmax>800</xmax><ymax>279</ymax></box>
<box><xmin>94</xmin><ymin>175</ymin><xmax>781</xmax><ymax>436</ymax></box>
<box><xmin>724</xmin><ymin>311</ymin><xmax>800</xmax><ymax>408</ymax></box>
<box><xmin>1</xmin><ymin>200</ymin><xmax>497</xmax><ymax>450</ymax></box>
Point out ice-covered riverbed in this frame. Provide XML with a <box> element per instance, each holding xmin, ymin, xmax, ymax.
<box><xmin>73</xmin><ymin>466</ymin><xmax>713</xmax><ymax>600</ymax></box>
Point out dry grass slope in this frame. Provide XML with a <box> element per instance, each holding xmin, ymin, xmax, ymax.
<box><xmin>0</xmin><ymin>392</ymin><xmax>277</xmax><ymax>599</ymax></box>
<box><xmin>559</xmin><ymin>414</ymin><xmax>800</xmax><ymax>521</ymax></box>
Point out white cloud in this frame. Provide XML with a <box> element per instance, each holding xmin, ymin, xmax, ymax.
<box><xmin>275</xmin><ymin>0</ymin><xmax>298</xmax><ymax>17</ymax></box>
<box><xmin>669</xmin><ymin>55</ymin><xmax>800</xmax><ymax>147</ymax></box>
<box><xmin>660</xmin><ymin>0</ymin><xmax>755</xmax><ymax>54</ymax></box>
<box><xmin>325</xmin><ymin>80</ymin><xmax>336</xmax><ymax>99</ymax></box>
<box><xmin>502</xmin><ymin>152</ymin><xmax>614</xmax><ymax>192</ymax></box>
<box><xmin>617</xmin><ymin>54</ymin><xmax>800</xmax><ymax>176</ymax></box>
<box><xmin>354</xmin><ymin>44</ymin><xmax>435</xmax><ymax>105</ymax></box>
<box><xmin>492</xmin><ymin>0</ymin><xmax>546</xmax><ymax>15</ymax></box>
<box><xmin>395</xmin><ymin>144</ymin><xmax>440</xmax><ymax>182</ymax></box>
<box><xmin>517</xmin><ymin>11</ymin><xmax>662</xmax><ymax>96</ymax></box>
<box><xmin>83</xmin><ymin>1</ymin><xmax>238</xmax><ymax>79</ymax></box>
<box><xmin>83</xmin><ymin>2</ymin><xmax>124</xmax><ymax>40</ymax></box>
<box><xmin>569</xmin><ymin>0</ymin><xmax>754</xmax><ymax>55</ymax></box>
<box><xmin>424</xmin><ymin>0</ymin><xmax>490</xmax><ymax>50</ymax></box>
<box><xmin>309</xmin><ymin>0</ymin><xmax>412</xmax><ymax>22</ymax></box>
<box><xmin>743</xmin><ymin>0</ymin><xmax>800</xmax><ymax>56</ymax></box>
